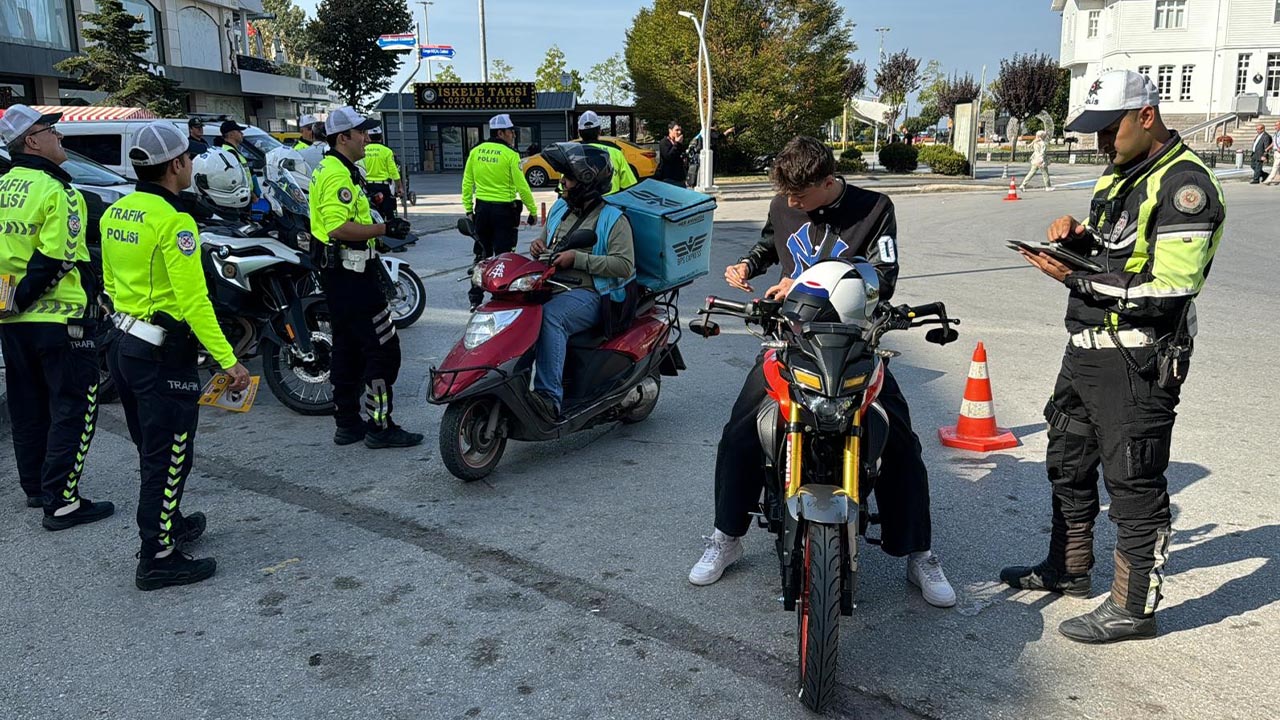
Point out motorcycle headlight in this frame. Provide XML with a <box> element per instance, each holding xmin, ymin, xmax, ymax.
<box><xmin>507</xmin><ymin>273</ymin><xmax>541</xmax><ymax>292</ymax></box>
<box><xmin>464</xmin><ymin>309</ymin><xmax>522</xmax><ymax>350</ymax></box>
<box><xmin>471</xmin><ymin>264</ymin><xmax>486</xmax><ymax>287</ymax></box>
<box><xmin>797</xmin><ymin>390</ymin><xmax>856</xmax><ymax>425</ymax></box>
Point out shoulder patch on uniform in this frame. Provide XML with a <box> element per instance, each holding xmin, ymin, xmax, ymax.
<box><xmin>1173</xmin><ymin>184</ymin><xmax>1207</xmax><ymax>215</ymax></box>
<box><xmin>67</xmin><ymin>213</ymin><xmax>81</xmax><ymax>238</ymax></box>
<box><xmin>338</xmin><ymin>187</ymin><xmax>353</xmax><ymax>203</ymax></box>
<box><xmin>177</xmin><ymin>230</ymin><xmax>197</xmax><ymax>256</ymax></box>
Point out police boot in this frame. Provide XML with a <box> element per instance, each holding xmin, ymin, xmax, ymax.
<box><xmin>1000</xmin><ymin>560</ymin><xmax>1091</xmax><ymax>597</ymax></box>
<box><xmin>41</xmin><ymin>498</ymin><xmax>116</xmax><ymax>531</ymax></box>
<box><xmin>1000</xmin><ymin>517</ymin><xmax>1093</xmax><ymax>597</ymax></box>
<box><xmin>136</xmin><ymin>551</ymin><xmax>217</xmax><ymax>591</ymax></box>
<box><xmin>365</xmin><ymin>424</ymin><xmax>425</xmax><ymax>449</ymax></box>
<box><xmin>1058</xmin><ymin>597</ymin><xmax>1156</xmax><ymax>644</ymax></box>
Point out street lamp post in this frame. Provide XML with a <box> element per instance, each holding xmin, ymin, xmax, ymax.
<box><xmin>419</xmin><ymin>1</ymin><xmax>434</xmax><ymax>82</ymax></box>
<box><xmin>394</xmin><ymin>20</ymin><xmax>422</xmax><ymax>215</ymax></box>
<box><xmin>478</xmin><ymin>0</ymin><xmax>489</xmax><ymax>82</ymax></box>
<box><xmin>679</xmin><ymin>6</ymin><xmax>715</xmax><ymax>191</ymax></box>
<box><xmin>872</xmin><ymin>27</ymin><xmax>889</xmax><ymax>167</ymax></box>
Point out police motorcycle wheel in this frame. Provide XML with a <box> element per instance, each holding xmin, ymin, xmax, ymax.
<box><xmin>796</xmin><ymin>521</ymin><xmax>842</xmax><ymax>713</ymax></box>
<box><xmin>439</xmin><ymin>398</ymin><xmax>507</xmax><ymax>482</ymax></box>
<box><xmin>260</xmin><ymin>302</ymin><xmax>336</xmax><ymax>416</ymax></box>
<box><xmin>389</xmin><ymin>264</ymin><xmax>426</xmax><ymax>330</ymax></box>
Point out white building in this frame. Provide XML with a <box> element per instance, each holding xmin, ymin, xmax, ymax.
<box><xmin>1054</xmin><ymin>0</ymin><xmax>1280</xmax><ymax>134</ymax></box>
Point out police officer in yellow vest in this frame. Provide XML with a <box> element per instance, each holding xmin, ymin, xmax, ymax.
<box><xmin>99</xmin><ymin>121</ymin><xmax>250</xmax><ymax>590</ymax></box>
<box><xmin>461</xmin><ymin>113</ymin><xmax>537</xmax><ymax>310</ymax></box>
<box><xmin>218</xmin><ymin>120</ymin><xmax>258</xmax><ymax>202</ymax></box>
<box><xmin>576</xmin><ymin>110</ymin><xmax>637</xmax><ymax>194</ymax></box>
<box><xmin>310</xmin><ymin>106</ymin><xmax>422</xmax><ymax>449</ymax></box>
<box><xmin>0</xmin><ymin>104</ymin><xmax>114</xmax><ymax>527</ymax></box>
<box><xmin>1005</xmin><ymin>70</ymin><xmax>1225</xmax><ymax>643</ymax></box>
<box><xmin>362</xmin><ymin>128</ymin><xmax>401</xmax><ymax>220</ymax></box>
<box><xmin>294</xmin><ymin>114</ymin><xmax>319</xmax><ymax>152</ymax></box>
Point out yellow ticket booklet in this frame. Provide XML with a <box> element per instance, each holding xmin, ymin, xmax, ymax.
<box><xmin>198</xmin><ymin>373</ymin><xmax>260</xmax><ymax>412</ymax></box>
<box><xmin>0</xmin><ymin>274</ymin><xmax>15</xmax><ymax>313</ymax></box>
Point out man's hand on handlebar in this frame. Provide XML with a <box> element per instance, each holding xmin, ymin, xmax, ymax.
<box><xmin>1046</xmin><ymin>215</ymin><xmax>1087</xmax><ymax>244</ymax></box>
<box><xmin>552</xmin><ymin>251</ymin><xmax>576</xmax><ymax>269</ymax></box>
<box><xmin>764</xmin><ymin>277</ymin><xmax>794</xmax><ymax>301</ymax></box>
<box><xmin>724</xmin><ymin>262</ymin><xmax>753</xmax><ymax>292</ymax></box>
<box><xmin>530</xmin><ymin>237</ymin><xmax>548</xmax><ymax>257</ymax></box>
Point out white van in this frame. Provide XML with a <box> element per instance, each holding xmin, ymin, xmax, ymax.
<box><xmin>57</xmin><ymin>119</ymin><xmax>285</xmax><ymax>180</ymax></box>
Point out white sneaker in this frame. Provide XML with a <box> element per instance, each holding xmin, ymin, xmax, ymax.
<box><xmin>688</xmin><ymin>529</ymin><xmax>744</xmax><ymax>586</ymax></box>
<box><xmin>908</xmin><ymin>551</ymin><xmax>957</xmax><ymax>608</ymax></box>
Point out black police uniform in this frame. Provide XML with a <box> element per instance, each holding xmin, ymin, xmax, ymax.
<box><xmin>715</xmin><ymin>181</ymin><xmax>932</xmax><ymax>556</ymax></box>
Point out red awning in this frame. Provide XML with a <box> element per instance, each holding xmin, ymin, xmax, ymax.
<box><xmin>30</xmin><ymin>105</ymin><xmax>160</xmax><ymax>121</ymax></box>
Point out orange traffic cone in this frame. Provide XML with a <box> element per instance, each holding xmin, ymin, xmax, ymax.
<box><xmin>938</xmin><ymin>342</ymin><xmax>1019</xmax><ymax>452</ymax></box>
<box><xmin>1003</xmin><ymin>179</ymin><xmax>1020</xmax><ymax>202</ymax></box>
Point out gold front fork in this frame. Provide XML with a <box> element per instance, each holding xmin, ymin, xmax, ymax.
<box><xmin>842</xmin><ymin>409</ymin><xmax>863</xmax><ymax>501</ymax></box>
<box><xmin>785</xmin><ymin>400</ymin><xmax>803</xmax><ymax>498</ymax></box>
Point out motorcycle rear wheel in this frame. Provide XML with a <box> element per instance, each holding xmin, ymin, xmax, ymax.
<box><xmin>390</xmin><ymin>265</ymin><xmax>426</xmax><ymax>329</ymax></box>
<box><xmin>440</xmin><ymin>398</ymin><xmax>507</xmax><ymax>481</ymax></box>
<box><xmin>797</xmin><ymin>522</ymin><xmax>841</xmax><ymax>713</ymax></box>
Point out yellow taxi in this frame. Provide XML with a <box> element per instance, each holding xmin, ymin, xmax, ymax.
<box><xmin>520</xmin><ymin>136</ymin><xmax>658</xmax><ymax>188</ymax></box>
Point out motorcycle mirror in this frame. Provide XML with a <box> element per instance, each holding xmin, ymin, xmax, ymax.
<box><xmin>457</xmin><ymin>217</ymin><xmax>475</xmax><ymax>237</ymax></box>
<box><xmin>926</xmin><ymin>327</ymin><xmax>959</xmax><ymax>345</ymax></box>
<box><xmin>562</xmin><ymin>228</ymin><xmax>598</xmax><ymax>251</ymax></box>
<box><xmin>689</xmin><ymin>318</ymin><xmax>721</xmax><ymax>338</ymax></box>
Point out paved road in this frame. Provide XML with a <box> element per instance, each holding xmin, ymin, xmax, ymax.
<box><xmin>2</xmin><ymin>180</ymin><xmax>1277</xmax><ymax>720</ymax></box>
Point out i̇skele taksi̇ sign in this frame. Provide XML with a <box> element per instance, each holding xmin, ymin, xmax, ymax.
<box><xmin>413</xmin><ymin>82</ymin><xmax>536</xmax><ymax>111</ymax></box>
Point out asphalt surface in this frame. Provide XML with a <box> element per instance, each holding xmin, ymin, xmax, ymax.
<box><xmin>2</xmin><ymin>178</ymin><xmax>1278</xmax><ymax>720</ymax></box>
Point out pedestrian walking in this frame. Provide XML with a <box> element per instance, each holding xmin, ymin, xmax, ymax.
<box><xmin>1265</xmin><ymin>120</ymin><xmax>1280</xmax><ymax>185</ymax></box>
<box><xmin>1008</xmin><ymin>70</ymin><xmax>1225</xmax><ymax>643</ymax></box>
<box><xmin>0</xmin><ymin>104</ymin><xmax>114</xmax><ymax>526</ymax></box>
<box><xmin>309</xmin><ymin>107</ymin><xmax>422</xmax><ymax>450</ymax></box>
<box><xmin>460</xmin><ymin>113</ymin><xmax>537</xmax><ymax>311</ymax></box>
<box><xmin>1250</xmin><ymin>123</ymin><xmax>1272</xmax><ymax>184</ymax></box>
<box><xmin>100</xmin><ymin>121</ymin><xmax>251</xmax><ymax>589</ymax></box>
<box><xmin>1020</xmin><ymin>130</ymin><xmax>1054</xmax><ymax>192</ymax></box>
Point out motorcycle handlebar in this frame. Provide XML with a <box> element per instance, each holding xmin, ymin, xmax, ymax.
<box><xmin>704</xmin><ymin>295</ymin><xmax>750</xmax><ymax>315</ymax></box>
<box><xmin>904</xmin><ymin>302</ymin><xmax>945</xmax><ymax>319</ymax></box>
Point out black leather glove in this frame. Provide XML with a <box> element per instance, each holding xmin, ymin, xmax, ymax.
<box><xmin>385</xmin><ymin>217</ymin><xmax>411</xmax><ymax>240</ymax></box>
<box><xmin>526</xmin><ymin>213</ymin><xmax>538</xmax><ymax>226</ymax></box>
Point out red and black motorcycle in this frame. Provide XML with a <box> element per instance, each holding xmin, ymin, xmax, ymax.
<box><xmin>428</xmin><ymin>220</ymin><xmax>688</xmax><ymax>481</ymax></box>
<box><xmin>690</xmin><ymin>266</ymin><xmax>959</xmax><ymax>712</ymax></box>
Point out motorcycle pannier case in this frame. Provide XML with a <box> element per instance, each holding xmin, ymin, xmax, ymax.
<box><xmin>604</xmin><ymin>179</ymin><xmax>716</xmax><ymax>292</ymax></box>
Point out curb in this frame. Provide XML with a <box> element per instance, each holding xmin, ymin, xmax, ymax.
<box><xmin>716</xmin><ymin>183</ymin><xmax>1039</xmax><ymax>203</ymax></box>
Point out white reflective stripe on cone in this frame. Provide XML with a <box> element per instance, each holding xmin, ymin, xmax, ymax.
<box><xmin>959</xmin><ymin>399</ymin><xmax>994</xmax><ymax>419</ymax></box>
<box><xmin>967</xmin><ymin>362</ymin><xmax>990</xmax><ymax>380</ymax></box>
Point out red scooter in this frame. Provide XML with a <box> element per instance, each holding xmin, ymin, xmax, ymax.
<box><xmin>428</xmin><ymin>219</ymin><xmax>688</xmax><ymax>481</ymax></box>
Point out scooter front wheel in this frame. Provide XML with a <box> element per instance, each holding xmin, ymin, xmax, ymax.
<box><xmin>440</xmin><ymin>398</ymin><xmax>507</xmax><ymax>481</ymax></box>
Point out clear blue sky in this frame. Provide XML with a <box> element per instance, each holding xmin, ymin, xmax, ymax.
<box><xmin>293</xmin><ymin>0</ymin><xmax>1064</xmax><ymax>102</ymax></box>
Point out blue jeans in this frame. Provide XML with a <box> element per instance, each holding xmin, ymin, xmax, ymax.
<box><xmin>534</xmin><ymin>288</ymin><xmax>602</xmax><ymax>407</ymax></box>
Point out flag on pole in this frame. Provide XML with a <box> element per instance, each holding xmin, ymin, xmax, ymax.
<box><xmin>377</xmin><ymin>33</ymin><xmax>416</xmax><ymax>51</ymax></box>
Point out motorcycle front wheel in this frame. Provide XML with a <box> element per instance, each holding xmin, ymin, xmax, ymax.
<box><xmin>797</xmin><ymin>522</ymin><xmax>841</xmax><ymax>713</ymax></box>
<box><xmin>440</xmin><ymin>398</ymin><xmax>507</xmax><ymax>481</ymax></box>
<box><xmin>390</xmin><ymin>265</ymin><xmax>426</xmax><ymax>329</ymax></box>
<box><xmin>261</xmin><ymin>305</ymin><xmax>335</xmax><ymax>416</ymax></box>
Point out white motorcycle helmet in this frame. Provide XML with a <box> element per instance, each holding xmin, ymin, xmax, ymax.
<box><xmin>783</xmin><ymin>258</ymin><xmax>881</xmax><ymax>329</ymax></box>
<box><xmin>192</xmin><ymin>147</ymin><xmax>252</xmax><ymax>209</ymax></box>
<box><xmin>265</xmin><ymin>146</ymin><xmax>311</xmax><ymax>191</ymax></box>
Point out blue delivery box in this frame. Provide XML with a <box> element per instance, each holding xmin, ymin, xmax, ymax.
<box><xmin>604</xmin><ymin>179</ymin><xmax>717</xmax><ymax>292</ymax></box>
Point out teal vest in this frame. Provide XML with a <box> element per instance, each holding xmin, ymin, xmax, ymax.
<box><xmin>545</xmin><ymin>199</ymin><xmax>634</xmax><ymax>301</ymax></box>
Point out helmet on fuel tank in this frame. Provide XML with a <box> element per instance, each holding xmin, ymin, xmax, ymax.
<box><xmin>264</xmin><ymin>146</ymin><xmax>311</xmax><ymax>191</ymax></box>
<box><xmin>782</xmin><ymin>258</ymin><xmax>881</xmax><ymax>329</ymax></box>
<box><xmin>542</xmin><ymin>141</ymin><xmax>612</xmax><ymax>207</ymax></box>
<box><xmin>192</xmin><ymin>147</ymin><xmax>252</xmax><ymax>209</ymax></box>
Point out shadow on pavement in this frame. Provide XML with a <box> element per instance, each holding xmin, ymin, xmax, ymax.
<box><xmin>1161</xmin><ymin>522</ymin><xmax>1280</xmax><ymax>636</ymax></box>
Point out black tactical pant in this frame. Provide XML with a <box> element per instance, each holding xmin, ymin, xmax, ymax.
<box><xmin>366</xmin><ymin>182</ymin><xmax>396</xmax><ymax>219</ymax></box>
<box><xmin>109</xmin><ymin>333</ymin><xmax>200</xmax><ymax>557</ymax></box>
<box><xmin>0</xmin><ymin>322</ymin><xmax>100</xmax><ymax>510</ymax></box>
<box><xmin>714</xmin><ymin>356</ymin><xmax>932</xmax><ymax>557</ymax></box>
<box><xmin>322</xmin><ymin>265</ymin><xmax>401</xmax><ymax>433</ymax></box>
<box><xmin>1045</xmin><ymin>344</ymin><xmax>1179</xmax><ymax>616</ymax></box>
<box><xmin>470</xmin><ymin>199</ymin><xmax>521</xmax><ymax>306</ymax></box>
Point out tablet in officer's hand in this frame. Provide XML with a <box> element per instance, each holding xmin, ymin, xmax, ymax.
<box><xmin>1007</xmin><ymin>241</ymin><xmax>1104</xmax><ymax>273</ymax></box>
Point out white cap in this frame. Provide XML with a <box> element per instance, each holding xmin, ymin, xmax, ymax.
<box><xmin>0</xmin><ymin>104</ymin><xmax>62</xmax><ymax>144</ymax></box>
<box><xmin>577</xmin><ymin>110</ymin><xmax>601</xmax><ymax>131</ymax></box>
<box><xmin>325</xmin><ymin>106</ymin><xmax>380</xmax><ymax>135</ymax></box>
<box><xmin>489</xmin><ymin>113</ymin><xmax>514</xmax><ymax>130</ymax></box>
<box><xmin>299</xmin><ymin>113</ymin><xmax>317</xmax><ymax>127</ymax></box>
<box><xmin>128</xmin><ymin>121</ymin><xmax>197</xmax><ymax>166</ymax></box>
<box><xmin>1065</xmin><ymin>69</ymin><xmax>1161</xmax><ymax>134</ymax></box>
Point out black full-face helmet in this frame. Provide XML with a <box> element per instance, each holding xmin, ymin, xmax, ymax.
<box><xmin>542</xmin><ymin>141</ymin><xmax>613</xmax><ymax>208</ymax></box>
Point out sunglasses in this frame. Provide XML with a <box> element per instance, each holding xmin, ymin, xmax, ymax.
<box><xmin>27</xmin><ymin>125</ymin><xmax>59</xmax><ymax>140</ymax></box>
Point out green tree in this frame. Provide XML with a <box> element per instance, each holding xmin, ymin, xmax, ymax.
<box><xmin>489</xmin><ymin>58</ymin><xmax>517</xmax><ymax>81</ymax></box>
<box><xmin>53</xmin><ymin>0</ymin><xmax>186</xmax><ymax>116</ymax></box>
<box><xmin>915</xmin><ymin>59</ymin><xmax>945</xmax><ymax>119</ymax></box>
<box><xmin>874</xmin><ymin>50</ymin><xmax>920</xmax><ymax>132</ymax></box>
<box><xmin>935</xmin><ymin>73</ymin><xmax>982</xmax><ymax>119</ymax></box>
<box><xmin>258</xmin><ymin>0</ymin><xmax>310</xmax><ymax>66</ymax></box>
<box><xmin>587</xmin><ymin>52</ymin><xmax>632</xmax><ymax>104</ymax></box>
<box><xmin>534</xmin><ymin>45</ymin><xmax>584</xmax><ymax>95</ymax></box>
<box><xmin>306</xmin><ymin>0</ymin><xmax>411</xmax><ymax>108</ymax></box>
<box><xmin>434</xmin><ymin>64</ymin><xmax>462</xmax><ymax>83</ymax></box>
<box><xmin>626</xmin><ymin>0</ymin><xmax>855</xmax><ymax>164</ymax></box>
<box><xmin>1046</xmin><ymin>67</ymin><xmax>1071</xmax><ymax>131</ymax></box>
<box><xmin>991</xmin><ymin>52</ymin><xmax>1061</xmax><ymax>159</ymax></box>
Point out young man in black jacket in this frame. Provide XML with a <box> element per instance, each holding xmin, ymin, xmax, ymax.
<box><xmin>656</xmin><ymin>121</ymin><xmax>687</xmax><ymax>186</ymax></box>
<box><xmin>688</xmin><ymin>136</ymin><xmax>955</xmax><ymax>608</ymax></box>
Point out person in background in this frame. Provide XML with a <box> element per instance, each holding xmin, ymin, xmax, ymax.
<box><xmin>1021</xmin><ymin>130</ymin><xmax>1054</xmax><ymax>192</ymax></box>
<box><xmin>1249</xmin><ymin>123</ymin><xmax>1272</xmax><ymax>184</ymax></box>
<box><xmin>656</xmin><ymin>121</ymin><xmax>687</xmax><ymax>187</ymax></box>
<box><xmin>187</xmin><ymin>118</ymin><xmax>208</xmax><ymax>155</ymax></box>
<box><xmin>294</xmin><ymin>114</ymin><xmax>319</xmax><ymax>151</ymax></box>
<box><xmin>1265</xmin><ymin>120</ymin><xmax>1280</xmax><ymax>185</ymax></box>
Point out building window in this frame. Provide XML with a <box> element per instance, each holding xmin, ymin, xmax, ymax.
<box><xmin>1154</xmin><ymin>0</ymin><xmax>1187</xmax><ymax>30</ymax></box>
<box><xmin>1268</xmin><ymin>53</ymin><xmax>1280</xmax><ymax>97</ymax></box>
<box><xmin>0</xmin><ymin>0</ymin><xmax>75</xmax><ymax>50</ymax></box>
<box><xmin>1238</xmin><ymin>54</ymin><xmax>1253</xmax><ymax>96</ymax></box>
<box><xmin>1180</xmin><ymin>65</ymin><xmax>1194</xmax><ymax>102</ymax></box>
<box><xmin>1157</xmin><ymin>65</ymin><xmax>1174</xmax><ymax>101</ymax></box>
<box><xmin>1087</xmin><ymin>10</ymin><xmax>1100</xmax><ymax>38</ymax></box>
<box><xmin>120</xmin><ymin>0</ymin><xmax>164</xmax><ymax>64</ymax></box>
<box><xmin>1275</xmin><ymin>0</ymin><xmax>1280</xmax><ymax>23</ymax></box>
<box><xmin>1138</xmin><ymin>66</ymin><xmax>1152</xmax><ymax>80</ymax></box>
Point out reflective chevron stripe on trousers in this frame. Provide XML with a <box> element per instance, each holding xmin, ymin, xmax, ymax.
<box><xmin>322</xmin><ymin>266</ymin><xmax>403</xmax><ymax>434</ymax></box>
<box><xmin>0</xmin><ymin>322</ymin><xmax>100</xmax><ymax>509</ymax></box>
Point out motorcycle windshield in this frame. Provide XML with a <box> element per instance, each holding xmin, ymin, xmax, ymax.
<box><xmin>268</xmin><ymin>178</ymin><xmax>310</xmax><ymax>217</ymax></box>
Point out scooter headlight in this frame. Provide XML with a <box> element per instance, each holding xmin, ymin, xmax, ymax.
<box><xmin>464</xmin><ymin>309</ymin><xmax>522</xmax><ymax>349</ymax></box>
<box><xmin>507</xmin><ymin>273</ymin><xmax>541</xmax><ymax>292</ymax></box>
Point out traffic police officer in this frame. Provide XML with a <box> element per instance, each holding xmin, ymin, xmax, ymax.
<box><xmin>100</xmin><ymin>121</ymin><xmax>251</xmax><ymax>590</ymax></box>
<box><xmin>576</xmin><ymin>110</ymin><xmax>638</xmax><ymax>194</ymax></box>
<box><xmin>218</xmin><ymin>119</ymin><xmax>258</xmax><ymax>202</ymax></box>
<box><xmin>294</xmin><ymin>114</ymin><xmax>319</xmax><ymax>152</ymax></box>
<box><xmin>461</xmin><ymin>113</ymin><xmax>537</xmax><ymax>310</ymax></box>
<box><xmin>0</xmin><ymin>104</ymin><xmax>114</xmax><ymax>528</ymax></box>
<box><xmin>310</xmin><ymin>106</ymin><xmax>422</xmax><ymax>449</ymax></box>
<box><xmin>1004</xmin><ymin>70</ymin><xmax>1225</xmax><ymax>643</ymax></box>
<box><xmin>362</xmin><ymin>128</ymin><xmax>401</xmax><ymax>220</ymax></box>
